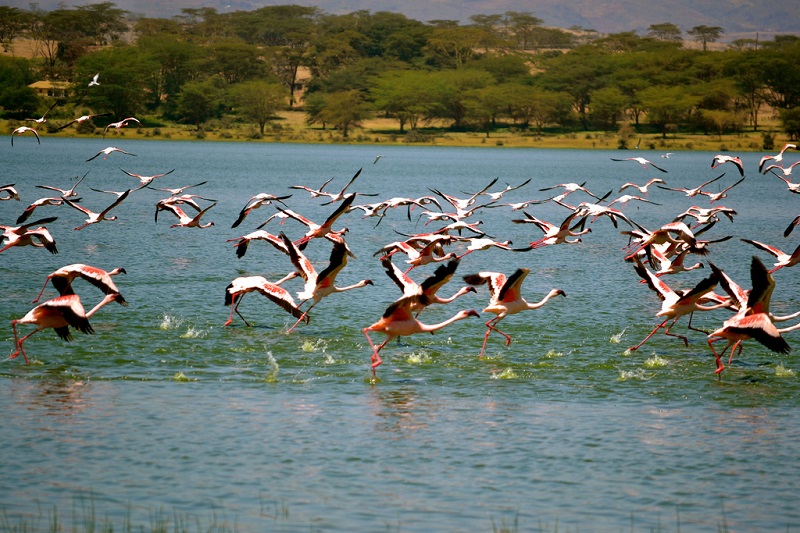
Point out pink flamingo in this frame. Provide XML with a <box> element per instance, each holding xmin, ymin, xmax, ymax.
<box><xmin>464</xmin><ymin>268</ymin><xmax>566</xmax><ymax>358</ymax></box>
<box><xmin>33</xmin><ymin>264</ymin><xmax>128</xmax><ymax>305</ymax></box>
<box><xmin>224</xmin><ymin>273</ymin><xmax>303</xmax><ymax>327</ymax></box>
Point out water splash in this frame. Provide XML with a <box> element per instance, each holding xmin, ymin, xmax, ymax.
<box><xmin>610</xmin><ymin>328</ymin><xmax>627</xmax><ymax>344</ymax></box>
<box><xmin>160</xmin><ymin>314</ymin><xmax>183</xmax><ymax>330</ymax></box>
<box><xmin>300</xmin><ymin>339</ymin><xmax>328</xmax><ymax>353</ymax></box>
<box><xmin>643</xmin><ymin>355</ymin><xmax>668</xmax><ymax>368</ymax></box>
<box><xmin>172</xmin><ymin>371</ymin><xmax>195</xmax><ymax>382</ymax></box>
<box><xmin>406</xmin><ymin>351</ymin><xmax>431</xmax><ymax>365</ymax></box>
<box><xmin>264</xmin><ymin>351</ymin><xmax>279</xmax><ymax>382</ymax></box>
<box><xmin>180</xmin><ymin>327</ymin><xmax>207</xmax><ymax>339</ymax></box>
<box><xmin>543</xmin><ymin>349</ymin><xmax>564</xmax><ymax>359</ymax></box>
<box><xmin>618</xmin><ymin>369</ymin><xmax>653</xmax><ymax>381</ymax></box>
<box><xmin>491</xmin><ymin>368</ymin><xmax>518</xmax><ymax>379</ymax></box>
<box><xmin>775</xmin><ymin>363</ymin><xmax>795</xmax><ymax>377</ymax></box>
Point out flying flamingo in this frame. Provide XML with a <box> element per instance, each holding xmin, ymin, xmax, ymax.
<box><xmin>25</xmin><ymin>101</ymin><xmax>58</xmax><ymax>124</ymax></box>
<box><xmin>538</xmin><ymin>181</ymin><xmax>602</xmax><ymax>200</ymax></box>
<box><xmin>711</xmin><ymin>154</ymin><xmax>744</xmax><ymax>176</ymax></box>
<box><xmin>707</xmin><ymin>257</ymin><xmax>791</xmax><ymax>376</ymax></box>
<box><xmin>512</xmin><ymin>210</ymin><xmax>590</xmax><ymax>249</ymax></box>
<box><xmin>0</xmin><ymin>184</ymin><xmax>20</xmax><ymax>201</ymax></box>
<box><xmin>470</xmin><ymin>178</ymin><xmax>532</xmax><ymax>202</ymax></box>
<box><xmin>119</xmin><ymin>168</ymin><xmax>175</xmax><ymax>190</ymax></box>
<box><xmin>156</xmin><ymin>201</ymin><xmax>216</xmax><ymax>228</ymax></box>
<box><xmin>610</xmin><ymin>157</ymin><xmax>668</xmax><ymax>173</ymax></box>
<box><xmin>375</xmin><ymin>238</ymin><xmax>457</xmax><ymax>272</ymax></box>
<box><xmin>148</xmin><ymin>181</ymin><xmax>209</xmax><ymax>196</ymax></box>
<box><xmin>33</xmin><ymin>264</ymin><xmax>128</xmax><ymax>305</ymax></box>
<box><xmin>696</xmin><ymin>176</ymin><xmax>745</xmax><ymax>204</ymax></box>
<box><xmin>740</xmin><ymin>238</ymin><xmax>800</xmax><ymax>273</ymax></box>
<box><xmin>11</xmin><ymin>126</ymin><xmax>40</xmax><ymax>146</ymax></box>
<box><xmin>278</xmin><ymin>193</ymin><xmax>355</xmax><ymax>249</ymax></box>
<box><xmin>36</xmin><ymin>170</ymin><xmax>88</xmax><ymax>199</ymax></box>
<box><xmin>606</xmin><ymin>194</ymin><xmax>661</xmax><ymax>208</ymax></box>
<box><xmin>363</xmin><ymin>295</ymin><xmax>479</xmax><ymax>379</ymax></box>
<box><xmin>230</xmin><ymin>192</ymin><xmax>292</xmax><ymax>228</ymax></box>
<box><xmin>381</xmin><ymin>256</ymin><xmax>476</xmax><ymax>315</ymax></box>
<box><xmin>759</xmin><ymin>143</ymin><xmax>796</xmax><ymax>173</ymax></box>
<box><xmin>9</xmin><ymin>293</ymin><xmax>119</xmax><ymax>364</ymax></box>
<box><xmin>291</xmin><ymin>168</ymin><xmax>376</xmax><ymax>205</ymax></box>
<box><xmin>767</xmin><ymin>165</ymin><xmax>800</xmax><ymax>194</ymax></box>
<box><xmin>103</xmin><ymin>117</ymin><xmax>142</xmax><ymax>136</ymax></box>
<box><xmin>227</xmin><ymin>229</ymin><xmax>290</xmax><ymax>259</ymax></box>
<box><xmin>88</xmin><ymin>73</ymin><xmax>100</xmax><ymax>86</ymax></box>
<box><xmin>281</xmin><ymin>232</ymin><xmax>373</xmax><ymax>333</ymax></box>
<box><xmin>618</xmin><ymin>178</ymin><xmax>665</xmax><ymax>194</ymax></box>
<box><xmin>628</xmin><ymin>256</ymin><xmax>727</xmax><ymax>351</ymax></box>
<box><xmin>62</xmin><ymin>190</ymin><xmax>131</xmax><ymax>230</ymax></box>
<box><xmin>86</xmin><ymin>146</ymin><xmax>136</xmax><ymax>162</ymax></box>
<box><xmin>656</xmin><ymin>173</ymin><xmax>725</xmax><ymax>197</ymax></box>
<box><xmin>57</xmin><ymin>112</ymin><xmax>113</xmax><ymax>130</ymax></box>
<box><xmin>0</xmin><ymin>217</ymin><xmax>59</xmax><ymax>254</ymax></box>
<box><xmin>224</xmin><ymin>273</ymin><xmax>303</xmax><ymax>327</ymax></box>
<box><xmin>464</xmin><ymin>268</ymin><xmax>566</xmax><ymax>358</ymax></box>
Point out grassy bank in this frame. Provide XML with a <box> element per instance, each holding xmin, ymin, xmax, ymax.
<box><xmin>5</xmin><ymin>110</ymin><xmax>789</xmax><ymax>152</ymax></box>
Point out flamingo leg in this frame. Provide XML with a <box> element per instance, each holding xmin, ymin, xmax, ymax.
<box><xmin>363</xmin><ymin>328</ymin><xmax>390</xmax><ymax>378</ymax></box>
<box><xmin>685</xmin><ymin>312</ymin><xmax>709</xmax><ymax>334</ymax></box>
<box><xmin>728</xmin><ymin>340</ymin><xmax>744</xmax><ymax>365</ymax></box>
<box><xmin>629</xmin><ymin>318</ymin><xmax>669</xmax><ymax>351</ymax></box>
<box><xmin>707</xmin><ymin>337</ymin><xmax>732</xmax><ymax>377</ymax></box>
<box><xmin>662</xmin><ymin>318</ymin><xmax>689</xmax><ymax>346</ymax></box>
<box><xmin>9</xmin><ymin>321</ymin><xmax>32</xmax><ymax>364</ymax></box>
<box><xmin>32</xmin><ymin>276</ymin><xmax>53</xmax><ymax>303</ymax></box>
<box><xmin>234</xmin><ymin>296</ymin><xmax>253</xmax><ymax>327</ymax></box>
<box><xmin>287</xmin><ymin>302</ymin><xmax>314</xmax><ymax>334</ymax></box>
<box><xmin>479</xmin><ymin>317</ymin><xmax>509</xmax><ymax>358</ymax></box>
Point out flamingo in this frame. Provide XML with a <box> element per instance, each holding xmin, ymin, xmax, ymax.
<box><xmin>119</xmin><ymin>168</ymin><xmax>175</xmax><ymax>190</ymax></box>
<box><xmin>33</xmin><ymin>264</ymin><xmax>127</xmax><ymax>305</ymax></box>
<box><xmin>57</xmin><ymin>112</ymin><xmax>113</xmax><ymax>130</ymax></box>
<box><xmin>156</xmin><ymin>201</ymin><xmax>216</xmax><ymax>228</ymax></box>
<box><xmin>375</xmin><ymin>239</ymin><xmax>457</xmax><ymax>272</ymax></box>
<box><xmin>25</xmin><ymin>101</ymin><xmax>58</xmax><ymax>124</ymax></box>
<box><xmin>0</xmin><ymin>217</ymin><xmax>59</xmax><ymax>254</ymax></box>
<box><xmin>606</xmin><ymin>194</ymin><xmax>661</xmax><ymax>208</ymax></box>
<box><xmin>148</xmin><ymin>181</ymin><xmax>208</xmax><ymax>196</ymax></box>
<box><xmin>675</xmin><ymin>205</ymin><xmax>737</xmax><ymax>228</ymax></box>
<box><xmin>290</xmin><ymin>168</ymin><xmax>375</xmax><ymax>204</ymax></box>
<box><xmin>9</xmin><ymin>293</ymin><xmax>118</xmax><ymax>364</ymax></box>
<box><xmin>103</xmin><ymin>117</ymin><xmax>142</xmax><ymax>135</ymax></box>
<box><xmin>512</xmin><ymin>211</ymin><xmax>590</xmax><ymax>249</ymax></box>
<box><xmin>0</xmin><ymin>184</ymin><xmax>20</xmax><ymax>201</ymax></box>
<box><xmin>648</xmin><ymin>247</ymin><xmax>705</xmax><ymax>278</ymax></box>
<box><xmin>62</xmin><ymin>190</ymin><xmax>131</xmax><ymax>230</ymax></box>
<box><xmin>86</xmin><ymin>146</ymin><xmax>136</xmax><ymax>162</ymax></box>
<box><xmin>281</xmin><ymin>232</ymin><xmax>373</xmax><ymax>333</ymax></box>
<box><xmin>464</xmin><ymin>268</ymin><xmax>566</xmax><ymax>358</ymax></box>
<box><xmin>230</xmin><ymin>193</ymin><xmax>292</xmax><ymax>228</ymax></box>
<box><xmin>16</xmin><ymin>197</ymin><xmax>65</xmax><ymax>224</ymax></box>
<box><xmin>610</xmin><ymin>157</ymin><xmax>668</xmax><ymax>173</ymax></box>
<box><xmin>224</xmin><ymin>274</ymin><xmax>304</xmax><ymax>327</ymax></box>
<box><xmin>363</xmin><ymin>296</ymin><xmax>479</xmax><ymax>379</ymax></box>
<box><xmin>711</xmin><ymin>154</ymin><xmax>744</xmax><ymax>176</ymax></box>
<box><xmin>656</xmin><ymin>173</ymin><xmax>725</xmax><ymax>197</ymax></box>
<box><xmin>628</xmin><ymin>256</ymin><xmax>726</xmax><ymax>351</ymax></box>
<box><xmin>381</xmin><ymin>256</ymin><xmax>476</xmax><ymax>315</ymax></box>
<box><xmin>740</xmin><ymin>238</ymin><xmax>800</xmax><ymax>273</ymax></box>
<box><xmin>696</xmin><ymin>176</ymin><xmax>745</xmax><ymax>204</ymax></box>
<box><xmin>88</xmin><ymin>73</ymin><xmax>100</xmax><ymax>86</ymax></box>
<box><xmin>11</xmin><ymin>126</ymin><xmax>40</xmax><ymax>146</ymax></box>
<box><xmin>36</xmin><ymin>170</ymin><xmax>88</xmax><ymax>198</ymax></box>
<box><xmin>277</xmin><ymin>193</ymin><xmax>355</xmax><ymax>250</ymax></box>
<box><xmin>457</xmin><ymin>237</ymin><xmax>531</xmax><ymax>257</ymax></box>
<box><xmin>227</xmin><ymin>229</ymin><xmax>289</xmax><ymax>259</ymax></box>
<box><xmin>767</xmin><ymin>165</ymin><xmax>800</xmax><ymax>194</ymax></box>
<box><xmin>759</xmin><ymin>143</ymin><xmax>796</xmax><ymax>173</ymax></box>
<box><xmin>472</xmin><ymin>178</ymin><xmax>532</xmax><ymax>202</ymax></box>
<box><xmin>429</xmin><ymin>177</ymin><xmax>499</xmax><ymax>213</ymax></box>
<box><xmin>538</xmin><ymin>181</ymin><xmax>601</xmax><ymax>200</ymax></box>
<box><xmin>618</xmin><ymin>178</ymin><xmax>665</xmax><ymax>194</ymax></box>
<box><xmin>707</xmin><ymin>257</ymin><xmax>791</xmax><ymax>375</ymax></box>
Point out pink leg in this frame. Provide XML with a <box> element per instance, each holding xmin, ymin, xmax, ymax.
<box><xmin>31</xmin><ymin>276</ymin><xmax>53</xmax><ymax>303</ymax></box>
<box><xmin>287</xmin><ymin>302</ymin><xmax>314</xmax><ymax>334</ymax></box>
<box><xmin>629</xmin><ymin>319</ymin><xmax>668</xmax><ymax>351</ymax></box>
<box><xmin>663</xmin><ymin>319</ymin><xmax>689</xmax><ymax>346</ymax></box>
<box><xmin>728</xmin><ymin>341</ymin><xmax>743</xmax><ymax>365</ymax></box>
<box><xmin>10</xmin><ymin>321</ymin><xmax>31</xmax><ymax>364</ymax></box>
<box><xmin>708</xmin><ymin>337</ymin><xmax>730</xmax><ymax>376</ymax></box>
<box><xmin>363</xmin><ymin>329</ymin><xmax>389</xmax><ymax>378</ymax></box>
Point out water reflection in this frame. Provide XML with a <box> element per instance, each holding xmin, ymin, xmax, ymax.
<box><xmin>369</xmin><ymin>387</ymin><xmax>428</xmax><ymax>438</ymax></box>
<box><xmin>16</xmin><ymin>377</ymin><xmax>94</xmax><ymax>418</ymax></box>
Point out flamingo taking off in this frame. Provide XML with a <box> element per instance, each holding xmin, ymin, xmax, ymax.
<box><xmin>610</xmin><ymin>157</ymin><xmax>668</xmax><ymax>173</ymax></box>
<box><xmin>86</xmin><ymin>147</ymin><xmax>136</xmax><ymax>162</ymax></box>
<box><xmin>231</xmin><ymin>193</ymin><xmax>292</xmax><ymax>228</ymax></box>
<box><xmin>62</xmin><ymin>189</ymin><xmax>131</xmax><ymax>230</ymax></box>
<box><xmin>281</xmin><ymin>232</ymin><xmax>373</xmax><ymax>333</ymax></box>
<box><xmin>11</xmin><ymin>126</ymin><xmax>40</xmax><ymax>146</ymax></box>
<box><xmin>36</xmin><ymin>170</ymin><xmax>88</xmax><ymax>199</ymax></box>
<box><xmin>224</xmin><ymin>274</ymin><xmax>304</xmax><ymax>327</ymax></box>
<box><xmin>120</xmin><ymin>168</ymin><xmax>175</xmax><ymax>190</ymax></box>
<box><xmin>0</xmin><ymin>217</ymin><xmax>59</xmax><ymax>254</ymax></box>
<box><xmin>9</xmin><ymin>293</ymin><xmax>119</xmax><ymax>364</ymax></box>
<box><xmin>741</xmin><ymin>238</ymin><xmax>800</xmax><ymax>273</ymax></box>
<box><xmin>57</xmin><ymin>112</ymin><xmax>113</xmax><ymax>130</ymax></box>
<box><xmin>25</xmin><ymin>101</ymin><xmax>58</xmax><ymax>124</ymax></box>
<box><xmin>363</xmin><ymin>295</ymin><xmax>479</xmax><ymax>379</ymax></box>
<box><xmin>759</xmin><ymin>143</ymin><xmax>796</xmax><ymax>173</ymax></box>
<box><xmin>0</xmin><ymin>184</ymin><xmax>20</xmax><ymax>201</ymax></box>
<box><xmin>33</xmin><ymin>264</ymin><xmax>128</xmax><ymax>305</ymax></box>
<box><xmin>618</xmin><ymin>178</ymin><xmax>665</xmax><ymax>195</ymax></box>
<box><xmin>464</xmin><ymin>268</ymin><xmax>566</xmax><ymax>358</ymax></box>
<box><xmin>711</xmin><ymin>154</ymin><xmax>744</xmax><ymax>176</ymax></box>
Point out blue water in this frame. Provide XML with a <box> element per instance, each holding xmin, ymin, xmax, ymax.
<box><xmin>1</xmin><ymin>138</ymin><xmax>799</xmax><ymax>531</ymax></box>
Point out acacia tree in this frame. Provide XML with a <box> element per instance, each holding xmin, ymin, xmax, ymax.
<box><xmin>371</xmin><ymin>70</ymin><xmax>439</xmax><ymax>133</ymax></box>
<box><xmin>0</xmin><ymin>6</ymin><xmax>29</xmax><ymax>53</ymax></box>
<box><xmin>312</xmin><ymin>89</ymin><xmax>371</xmax><ymax>137</ymax></box>
<box><xmin>231</xmin><ymin>80</ymin><xmax>285</xmax><ymax>134</ymax></box>
<box><xmin>688</xmin><ymin>25</ymin><xmax>724</xmax><ymax>51</ymax></box>
<box><xmin>647</xmin><ymin>23</ymin><xmax>682</xmax><ymax>42</ymax></box>
<box><xmin>640</xmin><ymin>85</ymin><xmax>700</xmax><ymax>137</ymax></box>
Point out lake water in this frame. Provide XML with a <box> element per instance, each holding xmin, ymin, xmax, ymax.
<box><xmin>1</xmin><ymin>137</ymin><xmax>799</xmax><ymax>531</ymax></box>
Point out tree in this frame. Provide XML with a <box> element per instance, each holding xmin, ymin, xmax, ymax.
<box><xmin>688</xmin><ymin>25</ymin><xmax>724</xmax><ymax>51</ymax></box>
<box><xmin>312</xmin><ymin>90</ymin><xmax>371</xmax><ymax>138</ymax></box>
<box><xmin>427</xmin><ymin>69</ymin><xmax>495</xmax><ymax>128</ymax></box>
<box><xmin>423</xmin><ymin>26</ymin><xmax>486</xmax><ymax>68</ymax></box>
<box><xmin>507</xmin><ymin>85</ymin><xmax>572</xmax><ymax>131</ymax></box>
<box><xmin>75</xmin><ymin>46</ymin><xmax>154</xmax><ymax>119</ymax></box>
<box><xmin>205</xmin><ymin>39</ymin><xmax>265</xmax><ymax>84</ymax></box>
<box><xmin>647</xmin><ymin>23</ymin><xmax>682</xmax><ymax>42</ymax></box>
<box><xmin>640</xmin><ymin>85</ymin><xmax>700</xmax><ymax>137</ymax></box>
<box><xmin>0</xmin><ymin>6</ymin><xmax>29</xmax><ymax>53</ymax></box>
<box><xmin>589</xmin><ymin>87</ymin><xmax>627</xmax><ymax>129</ymax></box>
<box><xmin>780</xmin><ymin>107</ymin><xmax>800</xmax><ymax>141</ymax></box>
<box><xmin>231</xmin><ymin>80</ymin><xmax>285</xmax><ymax>134</ymax></box>
<box><xmin>463</xmin><ymin>84</ymin><xmax>513</xmax><ymax>136</ymax></box>
<box><xmin>371</xmin><ymin>70</ymin><xmax>439</xmax><ymax>132</ymax></box>
<box><xmin>174</xmin><ymin>79</ymin><xmax>224</xmax><ymax>128</ymax></box>
<box><xmin>503</xmin><ymin>11</ymin><xmax>544</xmax><ymax>50</ymax></box>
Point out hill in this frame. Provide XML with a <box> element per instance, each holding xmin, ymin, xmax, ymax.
<box><xmin>5</xmin><ymin>0</ymin><xmax>800</xmax><ymax>40</ymax></box>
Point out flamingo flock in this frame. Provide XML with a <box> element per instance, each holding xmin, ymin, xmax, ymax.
<box><xmin>4</xmin><ymin>127</ymin><xmax>800</xmax><ymax>381</ymax></box>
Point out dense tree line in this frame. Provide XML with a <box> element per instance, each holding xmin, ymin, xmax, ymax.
<box><xmin>2</xmin><ymin>2</ymin><xmax>800</xmax><ymax>140</ymax></box>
